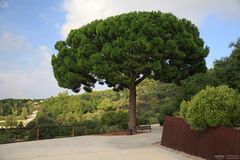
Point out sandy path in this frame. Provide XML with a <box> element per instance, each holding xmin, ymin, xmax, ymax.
<box><xmin>22</xmin><ymin>110</ymin><xmax>37</xmax><ymax>126</ymax></box>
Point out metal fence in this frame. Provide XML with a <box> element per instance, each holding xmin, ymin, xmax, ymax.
<box><xmin>0</xmin><ymin>125</ymin><xmax>88</xmax><ymax>144</ymax></box>
<box><xmin>161</xmin><ymin>116</ymin><xmax>240</xmax><ymax>160</ymax></box>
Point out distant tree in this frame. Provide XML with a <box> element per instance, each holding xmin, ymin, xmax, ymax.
<box><xmin>97</xmin><ymin>98</ymin><xmax>115</xmax><ymax>111</ymax></box>
<box><xmin>213</xmin><ymin>38</ymin><xmax>240</xmax><ymax>91</ymax></box>
<box><xmin>52</xmin><ymin>11</ymin><xmax>208</xmax><ymax>133</ymax></box>
<box><xmin>5</xmin><ymin>115</ymin><xmax>17</xmax><ymax>128</ymax></box>
<box><xmin>0</xmin><ymin>107</ymin><xmax>3</xmax><ymax>116</ymax></box>
<box><xmin>21</xmin><ymin>107</ymin><xmax>28</xmax><ymax>119</ymax></box>
<box><xmin>27</xmin><ymin>101</ymin><xmax>35</xmax><ymax>114</ymax></box>
<box><xmin>79</xmin><ymin>99</ymin><xmax>97</xmax><ymax>114</ymax></box>
<box><xmin>180</xmin><ymin>72</ymin><xmax>220</xmax><ymax>100</ymax></box>
<box><xmin>11</xmin><ymin>106</ymin><xmax>18</xmax><ymax>117</ymax></box>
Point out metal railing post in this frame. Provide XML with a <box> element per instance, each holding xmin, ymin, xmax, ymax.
<box><xmin>36</xmin><ymin>128</ymin><xmax>39</xmax><ymax>140</ymax></box>
<box><xmin>72</xmin><ymin>126</ymin><xmax>75</xmax><ymax>136</ymax></box>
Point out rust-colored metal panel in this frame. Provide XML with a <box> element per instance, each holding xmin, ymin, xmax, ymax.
<box><xmin>235</xmin><ymin>129</ymin><xmax>240</xmax><ymax>155</ymax></box>
<box><xmin>161</xmin><ymin>116</ymin><xmax>240</xmax><ymax>160</ymax></box>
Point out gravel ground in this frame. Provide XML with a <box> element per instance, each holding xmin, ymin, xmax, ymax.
<box><xmin>0</xmin><ymin>124</ymin><xmax>204</xmax><ymax>160</ymax></box>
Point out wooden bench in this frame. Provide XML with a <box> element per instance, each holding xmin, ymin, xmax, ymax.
<box><xmin>137</xmin><ymin>125</ymin><xmax>152</xmax><ymax>132</ymax></box>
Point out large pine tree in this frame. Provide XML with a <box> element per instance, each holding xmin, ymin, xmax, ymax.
<box><xmin>52</xmin><ymin>11</ymin><xmax>208</xmax><ymax>134</ymax></box>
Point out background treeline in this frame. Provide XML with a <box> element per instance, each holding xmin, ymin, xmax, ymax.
<box><xmin>0</xmin><ymin>99</ymin><xmax>40</xmax><ymax>117</ymax></box>
<box><xmin>0</xmin><ymin>99</ymin><xmax>41</xmax><ymax>126</ymax></box>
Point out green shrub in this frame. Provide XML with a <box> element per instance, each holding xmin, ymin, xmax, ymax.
<box><xmin>73</xmin><ymin>126</ymin><xmax>87</xmax><ymax>136</ymax></box>
<box><xmin>115</xmin><ymin>111</ymin><xmax>128</xmax><ymax>129</ymax></box>
<box><xmin>157</xmin><ymin>104</ymin><xmax>177</xmax><ymax>125</ymax></box>
<box><xmin>180</xmin><ymin>85</ymin><xmax>240</xmax><ymax>131</ymax></box>
<box><xmin>100</xmin><ymin>110</ymin><xmax>128</xmax><ymax>129</ymax></box>
<box><xmin>81</xmin><ymin>120</ymin><xmax>99</xmax><ymax>129</ymax></box>
<box><xmin>101</xmin><ymin>111</ymin><xmax>117</xmax><ymax>126</ymax></box>
<box><xmin>26</xmin><ymin>114</ymin><xmax>58</xmax><ymax>140</ymax></box>
<box><xmin>81</xmin><ymin>120</ymin><xmax>101</xmax><ymax>134</ymax></box>
<box><xmin>5</xmin><ymin>115</ymin><xmax>17</xmax><ymax>128</ymax></box>
<box><xmin>0</xmin><ymin>134</ymin><xmax>13</xmax><ymax>144</ymax></box>
<box><xmin>137</xmin><ymin>114</ymin><xmax>149</xmax><ymax>125</ymax></box>
<box><xmin>158</xmin><ymin>116</ymin><xmax>164</xmax><ymax>126</ymax></box>
<box><xmin>148</xmin><ymin>117</ymin><xmax>158</xmax><ymax>124</ymax></box>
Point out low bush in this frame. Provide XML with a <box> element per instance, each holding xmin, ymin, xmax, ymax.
<box><xmin>26</xmin><ymin>114</ymin><xmax>58</xmax><ymax>140</ymax></box>
<box><xmin>137</xmin><ymin>114</ymin><xmax>149</xmax><ymax>125</ymax></box>
<box><xmin>81</xmin><ymin>120</ymin><xmax>101</xmax><ymax>134</ymax></box>
<box><xmin>148</xmin><ymin>117</ymin><xmax>158</xmax><ymax>124</ymax></box>
<box><xmin>101</xmin><ymin>110</ymin><xmax>128</xmax><ymax>129</ymax></box>
<box><xmin>0</xmin><ymin>134</ymin><xmax>13</xmax><ymax>144</ymax></box>
<box><xmin>115</xmin><ymin>111</ymin><xmax>128</xmax><ymax>129</ymax></box>
<box><xmin>158</xmin><ymin>105</ymin><xmax>177</xmax><ymax>125</ymax></box>
<box><xmin>179</xmin><ymin>85</ymin><xmax>240</xmax><ymax>131</ymax></box>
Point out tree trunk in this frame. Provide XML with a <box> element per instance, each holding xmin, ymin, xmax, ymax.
<box><xmin>128</xmin><ymin>83</ymin><xmax>137</xmax><ymax>135</ymax></box>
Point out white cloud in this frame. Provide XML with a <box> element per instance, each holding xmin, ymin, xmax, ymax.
<box><xmin>38</xmin><ymin>45</ymin><xmax>52</xmax><ymax>67</ymax></box>
<box><xmin>0</xmin><ymin>31</ymin><xmax>32</xmax><ymax>54</ymax></box>
<box><xmin>0</xmin><ymin>70</ymin><xmax>60</xmax><ymax>99</ymax></box>
<box><xmin>61</xmin><ymin>0</ymin><xmax>110</xmax><ymax>38</ymax></box>
<box><xmin>0</xmin><ymin>32</ymin><xmax>64</xmax><ymax>99</ymax></box>
<box><xmin>61</xmin><ymin>0</ymin><xmax>240</xmax><ymax>38</ymax></box>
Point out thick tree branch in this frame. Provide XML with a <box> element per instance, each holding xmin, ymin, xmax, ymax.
<box><xmin>135</xmin><ymin>75</ymin><xmax>146</xmax><ymax>85</ymax></box>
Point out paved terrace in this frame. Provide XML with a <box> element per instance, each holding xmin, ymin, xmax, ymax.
<box><xmin>0</xmin><ymin>124</ymin><xmax>203</xmax><ymax>160</ymax></box>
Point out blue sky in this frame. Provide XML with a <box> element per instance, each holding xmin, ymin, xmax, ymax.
<box><xmin>0</xmin><ymin>0</ymin><xmax>240</xmax><ymax>99</ymax></box>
